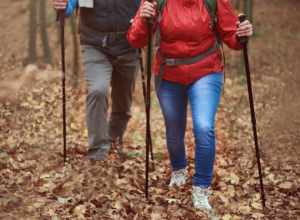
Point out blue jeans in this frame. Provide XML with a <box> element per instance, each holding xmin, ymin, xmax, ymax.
<box><xmin>155</xmin><ymin>72</ymin><xmax>223</xmax><ymax>188</ymax></box>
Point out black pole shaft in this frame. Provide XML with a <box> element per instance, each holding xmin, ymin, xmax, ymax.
<box><xmin>145</xmin><ymin>1</ymin><xmax>153</xmax><ymax>199</ymax></box>
<box><xmin>138</xmin><ymin>49</ymin><xmax>147</xmax><ymax>104</ymax></box>
<box><xmin>242</xmin><ymin>45</ymin><xmax>266</xmax><ymax>208</ymax></box>
<box><xmin>138</xmin><ymin>49</ymin><xmax>155</xmax><ymax>171</ymax></box>
<box><xmin>59</xmin><ymin>11</ymin><xmax>67</xmax><ymax>166</ymax></box>
<box><xmin>145</xmin><ymin>29</ymin><xmax>151</xmax><ymax>200</ymax></box>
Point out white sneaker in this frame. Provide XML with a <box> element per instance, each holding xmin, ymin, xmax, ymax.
<box><xmin>168</xmin><ymin>168</ymin><xmax>188</xmax><ymax>187</ymax></box>
<box><xmin>192</xmin><ymin>185</ymin><xmax>212</xmax><ymax>211</ymax></box>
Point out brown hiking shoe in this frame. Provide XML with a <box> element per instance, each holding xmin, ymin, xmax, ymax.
<box><xmin>110</xmin><ymin>141</ymin><xmax>124</xmax><ymax>155</ymax></box>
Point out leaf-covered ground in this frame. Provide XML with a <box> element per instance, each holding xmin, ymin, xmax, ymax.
<box><xmin>1</xmin><ymin>0</ymin><xmax>300</xmax><ymax>219</ymax></box>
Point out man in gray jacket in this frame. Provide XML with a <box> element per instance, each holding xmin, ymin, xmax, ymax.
<box><xmin>54</xmin><ymin>0</ymin><xmax>141</xmax><ymax>164</ymax></box>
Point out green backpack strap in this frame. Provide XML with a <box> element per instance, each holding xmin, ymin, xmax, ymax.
<box><xmin>205</xmin><ymin>0</ymin><xmax>217</xmax><ymax>14</ymax></box>
<box><xmin>154</xmin><ymin>0</ymin><xmax>168</xmax><ymax>50</ymax></box>
<box><xmin>203</xmin><ymin>0</ymin><xmax>217</xmax><ymax>29</ymax></box>
<box><xmin>156</xmin><ymin>0</ymin><xmax>166</xmax><ymax>13</ymax></box>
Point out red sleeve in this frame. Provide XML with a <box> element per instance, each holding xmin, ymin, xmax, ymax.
<box><xmin>216</xmin><ymin>0</ymin><xmax>244</xmax><ymax>50</ymax></box>
<box><xmin>127</xmin><ymin>0</ymin><xmax>157</xmax><ymax>48</ymax></box>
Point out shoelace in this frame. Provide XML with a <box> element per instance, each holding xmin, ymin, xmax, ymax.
<box><xmin>169</xmin><ymin>169</ymin><xmax>187</xmax><ymax>186</ymax></box>
<box><xmin>171</xmin><ymin>170</ymin><xmax>186</xmax><ymax>180</ymax></box>
<box><xmin>194</xmin><ymin>187</ymin><xmax>212</xmax><ymax>197</ymax></box>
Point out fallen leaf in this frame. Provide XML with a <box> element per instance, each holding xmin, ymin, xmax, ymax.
<box><xmin>115</xmin><ymin>200</ymin><xmax>122</xmax><ymax>210</ymax></box>
<box><xmin>73</xmin><ymin>205</ymin><xmax>86</xmax><ymax>218</ymax></box>
<box><xmin>289</xmin><ymin>184</ymin><xmax>299</xmax><ymax>193</ymax></box>
<box><xmin>150</xmin><ymin>213</ymin><xmax>161</xmax><ymax>220</ymax></box>
<box><xmin>222</xmin><ymin>214</ymin><xmax>232</xmax><ymax>220</ymax></box>
<box><xmin>165</xmin><ymin>198</ymin><xmax>181</xmax><ymax>204</ymax></box>
<box><xmin>252</xmin><ymin>193</ymin><xmax>261</xmax><ymax>202</ymax></box>
<box><xmin>219</xmin><ymin>195</ymin><xmax>229</xmax><ymax>204</ymax></box>
<box><xmin>230</xmin><ymin>172</ymin><xmax>240</xmax><ymax>184</ymax></box>
<box><xmin>278</xmin><ymin>182</ymin><xmax>292</xmax><ymax>189</ymax></box>
<box><xmin>251</xmin><ymin>202</ymin><xmax>262</xmax><ymax>210</ymax></box>
<box><xmin>70</xmin><ymin>123</ymin><xmax>79</xmax><ymax>131</ymax></box>
<box><xmin>40</xmin><ymin>173</ymin><xmax>51</xmax><ymax>179</ymax></box>
<box><xmin>252</xmin><ymin>213</ymin><xmax>265</xmax><ymax>218</ymax></box>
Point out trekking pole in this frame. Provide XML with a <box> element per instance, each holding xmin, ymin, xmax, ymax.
<box><xmin>145</xmin><ymin>0</ymin><xmax>154</xmax><ymax>200</ymax></box>
<box><xmin>138</xmin><ymin>48</ymin><xmax>155</xmax><ymax>171</ymax></box>
<box><xmin>238</xmin><ymin>14</ymin><xmax>266</xmax><ymax>208</ymax></box>
<box><xmin>57</xmin><ymin>11</ymin><xmax>67</xmax><ymax>166</ymax></box>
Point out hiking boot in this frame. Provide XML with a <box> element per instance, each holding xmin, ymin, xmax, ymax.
<box><xmin>192</xmin><ymin>185</ymin><xmax>212</xmax><ymax>211</ymax></box>
<box><xmin>89</xmin><ymin>157</ymin><xmax>107</xmax><ymax>166</ymax></box>
<box><xmin>110</xmin><ymin>141</ymin><xmax>124</xmax><ymax>155</ymax></box>
<box><xmin>168</xmin><ymin>167</ymin><xmax>188</xmax><ymax>187</ymax></box>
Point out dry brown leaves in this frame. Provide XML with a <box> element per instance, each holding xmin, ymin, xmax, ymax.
<box><xmin>0</xmin><ymin>61</ymin><xmax>299</xmax><ymax>220</ymax></box>
<box><xmin>1</xmin><ymin>0</ymin><xmax>300</xmax><ymax>218</ymax></box>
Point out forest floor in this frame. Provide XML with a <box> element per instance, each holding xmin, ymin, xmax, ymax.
<box><xmin>0</xmin><ymin>0</ymin><xmax>300</xmax><ymax>219</ymax></box>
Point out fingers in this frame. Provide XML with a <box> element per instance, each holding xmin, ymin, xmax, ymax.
<box><xmin>140</xmin><ymin>2</ymin><xmax>157</xmax><ymax>22</ymax></box>
<box><xmin>236</xmin><ymin>20</ymin><xmax>253</xmax><ymax>38</ymax></box>
<box><xmin>236</xmin><ymin>21</ymin><xmax>240</xmax><ymax>29</ymax></box>
<box><xmin>53</xmin><ymin>0</ymin><xmax>68</xmax><ymax>11</ymax></box>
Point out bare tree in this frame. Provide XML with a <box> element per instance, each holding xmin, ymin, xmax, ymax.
<box><xmin>243</xmin><ymin>0</ymin><xmax>253</xmax><ymax>23</ymax></box>
<box><xmin>235</xmin><ymin>0</ymin><xmax>241</xmax><ymax>10</ymax></box>
<box><xmin>70</xmin><ymin>13</ymin><xmax>79</xmax><ymax>87</ymax></box>
<box><xmin>28</xmin><ymin>0</ymin><xmax>37</xmax><ymax>63</ymax></box>
<box><xmin>39</xmin><ymin>0</ymin><xmax>52</xmax><ymax>64</ymax></box>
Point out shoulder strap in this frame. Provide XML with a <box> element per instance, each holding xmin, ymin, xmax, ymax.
<box><xmin>205</xmin><ymin>0</ymin><xmax>217</xmax><ymax>14</ymax></box>
<box><xmin>154</xmin><ymin>0</ymin><xmax>168</xmax><ymax>50</ymax></box>
<box><xmin>203</xmin><ymin>0</ymin><xmax>217</xmax><ymax>29</ymax></box>
<box><xmin>156</xmin><ymin>0</ymin><xmax>166</xmax><ymax>13</ymax></box>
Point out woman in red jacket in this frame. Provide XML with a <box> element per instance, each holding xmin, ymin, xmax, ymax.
<box><xmin>127</xmin><ymin>0</ymin><xmax>253</xmax><ymax>211</ymax></box>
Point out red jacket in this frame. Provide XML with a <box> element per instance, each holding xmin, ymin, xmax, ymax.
<box><xmin>127</xmin><ymin>0</ymin><xmax>244</xmax><ymax>85</ymax></box>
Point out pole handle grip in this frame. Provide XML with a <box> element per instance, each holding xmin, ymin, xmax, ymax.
<box><xmin>147</xmin><ymin>0</ymin><xmax>154</xmax><ymax>24</ymax></box>
<box><xmin>56</xmin><ymin>11</ymin><xmax>65</xmax><ymax>27</ymax></box>
<box><xmin>238</xmin><ymin>13</ymin><xmax>248</xmax><ymax>44</ymax></box>
<box><xmin>60</xmin><ymin>11</ymin><xmax>65</xmax><ymax>27</ymax></box>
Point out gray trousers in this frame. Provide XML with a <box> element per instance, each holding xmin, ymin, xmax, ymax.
<box><xmin>81</xmin><ymin>45</ymin><xmax>139</xmax><ymax>161</ymax></box>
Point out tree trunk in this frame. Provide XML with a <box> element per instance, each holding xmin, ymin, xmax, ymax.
<box><xmin>243</xmin><ymin>0</ymin><xmax>253</xmax><ymax>23</ymax></box>
<box><xmin>39</xmin><ymin>0</ymin><xmax>52</xmax><ymax>64</ymax></box>
<box><xmin>28</xmin><ymin>0</ymin><xmax>37</xmax><ymax>63</ymax></box>
<box><xmin>70</xmin><ymin>14</ymin><xmax>79</xmax><ymax>87</ymax></box>
<box><xmin>234</xmin><ymin>0</ymin><xmax>241</xmax><ymax>10</ymax></box>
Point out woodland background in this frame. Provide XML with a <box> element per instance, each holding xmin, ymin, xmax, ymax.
<box><xmin>0</xmin><ymin>0</ymin><xmax>300</xmax><ymax>219</ymax></box>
